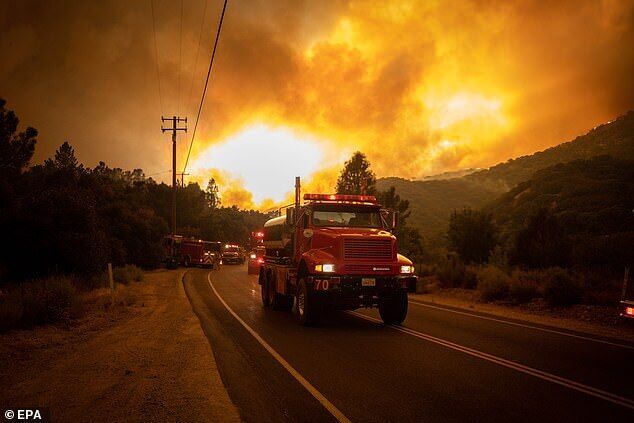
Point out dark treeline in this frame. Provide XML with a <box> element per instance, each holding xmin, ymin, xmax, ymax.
<box><xmin>447</xmin><ymin>156</ymin><xmax>634</xmax><ymax>272</ymax></box>
<box><xmin>0</xmin><ymin>99</ymin><xmax>267</xmax><ymax>283</ymax></box>
<box><xmin>440</xmin><ymin>156</ymin><xmax>634</xmax><ymax>306</ymax></box>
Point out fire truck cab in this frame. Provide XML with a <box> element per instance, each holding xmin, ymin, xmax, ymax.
<box><xmin>260</xmin><ymin>183</ymin><xmax>417</xmax><ymax>326</ymax></box>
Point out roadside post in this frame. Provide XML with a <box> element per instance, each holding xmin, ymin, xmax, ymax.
<box><xmin>108</xmin><ymin>263</ymin><xmax>114</xmax><ymax>292</ymax></box>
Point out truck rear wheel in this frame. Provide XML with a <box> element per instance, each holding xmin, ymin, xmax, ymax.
<box><xmin>379</xmin><ymin>291</ymin><xmax>408</xmax><ymax>325</ymax></box>
<box><xmin>260</xmin><ymin>273</ymin><xmax>271</xmax><ymax>307</ymax></box>
<box><xmin>296</xmin><ymin>278</ymin><xmax>320</xmax><ymax>326</ymax></box>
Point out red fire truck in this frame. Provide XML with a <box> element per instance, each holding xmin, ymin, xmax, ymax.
<box><xmin>259</xmin><ymin>178</ymin><xmax>417</xmax><ymax>326</ymax></box>
<box><xmin>163</xmin><ymin>236</ymin><xmax>221</xmax><ymax>268</ymax></box>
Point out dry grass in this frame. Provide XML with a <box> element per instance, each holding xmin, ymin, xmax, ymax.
<box><xmin>0</xmin><ymin>274</ymin><xmax>139</xmax><ymax>332</ymax></box>
<box><xmin>113</xmin><ymin>264</ymin><xmax>144</xmax><ymax>285</ymax></box>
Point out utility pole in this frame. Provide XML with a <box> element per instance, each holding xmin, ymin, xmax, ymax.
<box><xmin>161</xmin><ymin>116</ymin><xmax>187</xmax><ymax>234</ymax></box>
<box><xmin>177</xmin><ymin>172</ymin><xmax>190</xmax><ymax>187</ymax></box>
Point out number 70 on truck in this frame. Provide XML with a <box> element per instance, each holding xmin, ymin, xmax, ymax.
<box><xmin>259</xmin><ymin>177</ymin><xmax>417</xmax><ymax>326</ymax></box>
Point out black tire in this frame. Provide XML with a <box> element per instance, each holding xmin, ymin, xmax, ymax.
<box><xmin>260</xmin><ymin>272</ymin><xmax>270</xmax><ymax>307</ymax></box>
<box><xmin>296</xmin><ymin>278</ymin><xmax>320</xmax><ymax>326</ymax></box>
<box><xmin>378</xmin><ymin>291</ymin><xmax>408</xmax><ymax>325</ymax></box>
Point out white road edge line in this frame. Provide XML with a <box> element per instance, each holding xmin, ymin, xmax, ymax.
<box><xmin>207</xmin><ymin>274</ymin><xmax>351</xmax><ymax>423</ymax></box>
<box><xmin>408</xmin><ymin>300</ymin><xmax>634</xmax><ymax>350</ymax></box>
<box><xmin>348</xmin><ymin>311</ymin><xmax>634</xmax><ymax>411</ymax></box>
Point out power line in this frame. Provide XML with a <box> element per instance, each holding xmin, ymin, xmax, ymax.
<box><xmin>186</xmin><ymin>0</ymin><xmax>210</xmax><ymax>117</ymax></box>
<box><xmin>182</xmin><ymin>0</ymin><xmax>228</xmax><ymax>175</ymax></box>
<box><xmin>146</xmin><ymin>169</ymin><xmax>172</xmax><ymax>178</ymax></box>
<box><xmin>149</xmin><ymin>0</ymin><xmax>164</xmax><ymax>115</ymax></box>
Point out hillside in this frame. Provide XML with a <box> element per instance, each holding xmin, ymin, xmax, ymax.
<box><xmin>377</xmin><ymin>111</ymin><xmax>634</xmax><ymax>237</ymax></box>
<box><xmin>486</xmin><ymin>156</ymin><xmax>634</xmax><ymax>234</ymax></box>
<box><xmin>485</xmin><ymin>156</ymin><xmax>634</xmax><ymax>268</ymax></box>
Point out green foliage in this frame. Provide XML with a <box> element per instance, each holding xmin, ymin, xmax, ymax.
<box><xmin>448</xmin><ymin>208</ymin><xmax>497</xmax><ymax>264</ymax></box>
<box><xmin>336</xmin><ymin>151</ymin><xmax>377</xmax><ymax>195</ymax></box>
<box><xmin>476</xmin><ymin>265</ymin><xmax>511</xmax><ymax>302</ymax></box>
<box><xmin>488</xmin><ymin>156</ymin><xmax>633</xmax><ymax>271</ymax></box>
<box><xmin>510</xmin><ymin>208</ymin><xmax>571</xmax><ymax>268</ymax></box>
<box><xmin>542</xmin><ymin>268</ymin><xmax>583</xmax><ymax>307</ymax></box>
<box><xmin>376</xmin><ymin>186</ymin><xmax>425</xmax><ymax>259</ymax></box>
<box><xmin>436</xmin><ymin>254</ymin><xmax>477</xmax><ymax>289</ymax></box>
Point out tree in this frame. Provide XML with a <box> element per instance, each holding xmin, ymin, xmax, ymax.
<box><xmin>447</xmin><ymin>208</ymin><xmax>497</xmax><ymax>264</ymax></box>
<box><xmin>511</xmin><ymin>208</ymin><xmax>571</xmax><ymax>268</ymax></box>
<box><xmin>0</xmin><ymin>98</ymin><xmax>37</xmax><ymax>177</ymax></box>
<box><xmin>45</xmin><ymin>141</ymin><xmax>82</xmax><ymax>172</ymax></box>
<box><xmin>205</xmin><ymin>178</ymin><xmax>221</xmax><ymax>209</ymax></box>
<box><xmin>336</xmin><ymin>151</ymin><xmax>376</xmax><ymax>195</ymax></box>
<box><xmin>377</xmin><ymin>186</ymin><xmax>411</xmax><ymax>225</ymax></box>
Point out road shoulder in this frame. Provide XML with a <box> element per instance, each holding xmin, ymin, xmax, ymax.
<box><xmin>0</xmin><ymin>269</ymin><xmax>240</xmax><ymax>422</ymax></box>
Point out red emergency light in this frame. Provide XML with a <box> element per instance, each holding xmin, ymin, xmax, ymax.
<box><xmin>626</xmin><ymin>306</ymin><xmax>634</xmax><ymax>316</ymax></box>
<box><xmin>303</xmin><ymin>193</ymin><xmax>377</xmax><ymax>203</ymax></box>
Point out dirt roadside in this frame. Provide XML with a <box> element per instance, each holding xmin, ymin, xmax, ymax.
<box><xmin>0</xmin><ymin>269</ymin><xmax>240</xmax><ymax>422</ymax></box>
<box><xmin>411</xmin><ymin>290</ymin><xmax>634</xmax><ymax>343</ymax></box>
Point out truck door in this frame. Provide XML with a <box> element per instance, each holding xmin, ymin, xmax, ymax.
<box><xmin>295</xmin><ymin>209</ymin><xmax>311</xmax><ymax>260</ymax></box>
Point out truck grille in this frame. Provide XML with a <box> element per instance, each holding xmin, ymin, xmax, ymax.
<box><xmin>343</xmin><ymin>239</ymin><xmax>393</xmax><ymax>261</ymax></box>
<box><xmin>345</xmin><ymin>264</ymin><xmax>393</xmax><ymax>274</ymax></box>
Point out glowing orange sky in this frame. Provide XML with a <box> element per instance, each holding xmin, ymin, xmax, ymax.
<box><xmin>2</xmin><ymin>0</ymin><xmax>633</xmax><ymax>209</ymax></box>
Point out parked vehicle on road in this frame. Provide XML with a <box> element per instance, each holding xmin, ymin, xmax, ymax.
<box><xmin>203</xmin><ymin>241</ymin><xmax>222</xmax><ymax>269</ymax></box>
<box><xmin>248</xmin><ymin>246</ymin><xmax>266</xmax><ymax>275</ymax></box>
<box><xmin>163</xmin><ymin>236</ymin><xmax>222</xmax><ymax>268</ymax></box>
<box><xmin>222</xmin><ymin>244</ymin><xmax>245</xmax><ymax>265</ymax></box>
<box><xmin>259</xmin><ymin>178</ymin><xmax>417</xmax><ymax>326</ymax></box>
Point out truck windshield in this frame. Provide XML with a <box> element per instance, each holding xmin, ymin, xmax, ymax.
<box><xmin>312</xmin><ymin>210</ymin><xmax>383</xmax><ymax>228</ymax></box>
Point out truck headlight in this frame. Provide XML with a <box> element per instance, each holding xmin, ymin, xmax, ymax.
<box><xmin>400</xmin><ymin>265</ymin><xmax>414</xmax><ymax>274</ymax></box>
<box><xmin>250</xmin><ymin>253</ymin><xmax>256</xmax><ymax>259</ymax></box>
<box><xmin>315</xmin><ymin>264</ymin><xmax>335</xmax><ymax>273</ymax></box>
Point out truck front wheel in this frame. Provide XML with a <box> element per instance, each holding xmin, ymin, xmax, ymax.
<box><xmin>296</xmin><ymin>278</ymin><xmax>320</xmax><ymax>326</ymax></box>
<box><xmin>378</xmin><ymin>291</ymin><xmax>408</xmax><ymax>325</ymax></box>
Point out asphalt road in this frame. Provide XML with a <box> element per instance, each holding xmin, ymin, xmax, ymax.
<box><xmin>183</xmin><ymin>265</ymin><xmax>634</xmax><ymax>422</ymax></box>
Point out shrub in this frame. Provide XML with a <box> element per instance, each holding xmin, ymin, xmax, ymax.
<box><xmin>113</xmin><ymin>264</ymin><xmax>144</xmax><ymax>285</ymax></box>
<box><xmin>126</xmin><ymin>265</ymin><xmax>144</xmax><ymax>282</ymax></box>
<box><xmin>0</xmin><ymin>276</ymin><xmax>82</xmax><ymax>330</ymax></box>
<box><xmin>415</xmin><ymin>276</ymin><xmax>440</xmax><ymax>294</ymax></box>
<box><xmin>509</xmin><ymin>271</ymin><xmax>540</xmax><ymax>304</ymax></box>
<box><xmin>436</xmin><ymin>255</ymin><xmax>476</xmax><ymax>289</ymax></box>
<box><xmin>113</xmin><ymin>266</ymin><xmax>131</xmax><ymax>284</ymax></box>
<box><xmin>542</xmin><ymin>268</ymin><xmax>582</xmax><ymax>307</ymax></box>
<box><xmin>476</xmin><ymin>265</ymin><xmax>510</xmax><ymax>302</ymax></box>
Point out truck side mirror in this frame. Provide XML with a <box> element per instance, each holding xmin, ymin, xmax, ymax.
<box><xmin>286</xmin><ymin>207</ymin><xmax>295</xmax><ymax>227</ymax></box>
<box><xmin>391</xmin><ymin>211</ymin><xmax>399</xmax><ymax>231</ymax></box>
